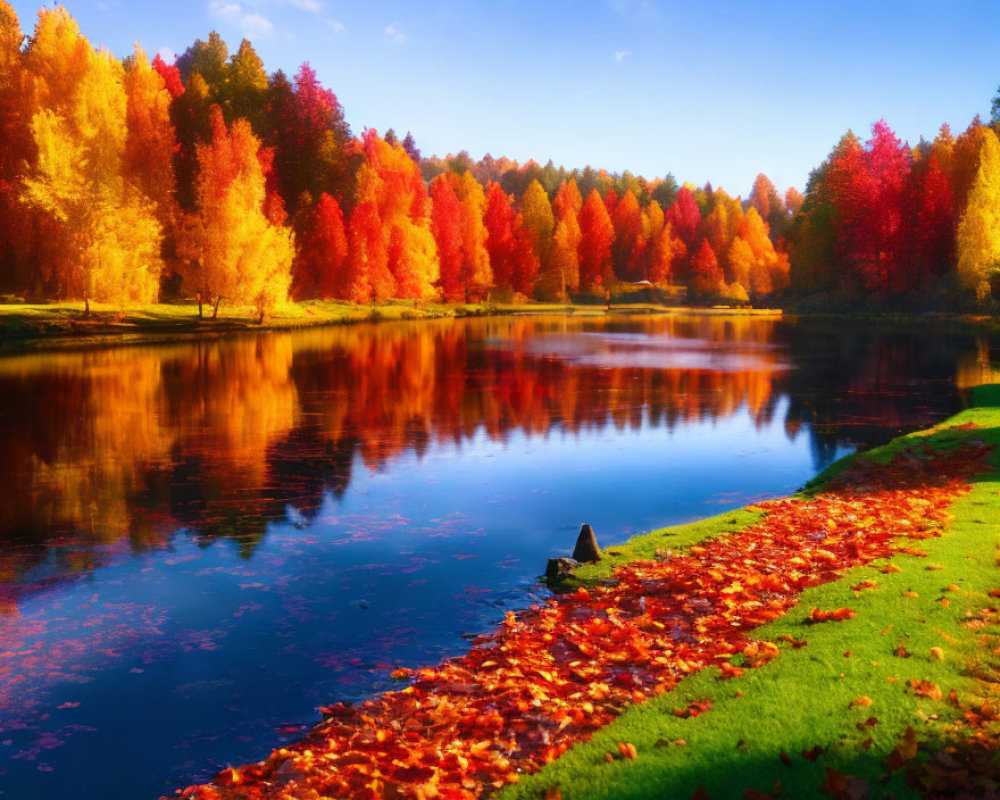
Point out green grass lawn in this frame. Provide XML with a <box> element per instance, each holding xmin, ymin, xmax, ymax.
<box><xmin>508</xmin><ymin>386</ymin><xmax>1000</xmax><ymax>799</ymax></box>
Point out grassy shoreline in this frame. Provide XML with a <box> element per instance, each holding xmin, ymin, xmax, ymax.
<box><xmin>508</xmin><ymin>385</ymin><xmax>1000</xmax><ymax>799</ymax></box>
<box><xmin>0</xmin><ymin>299</ymin><xmax>785</xmax><ymax>352</ymax></box>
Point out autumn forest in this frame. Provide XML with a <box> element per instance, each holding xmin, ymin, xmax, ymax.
<box><xmin>3</xmin><ymin>3</ymin><xmax>1000</xmax><ymax>318</ymax></box>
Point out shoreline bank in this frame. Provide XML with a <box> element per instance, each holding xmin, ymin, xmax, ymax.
<box><xmin>0</xmin><ymin>300</ymin><xmax>784</xmax><ymax>353</ymax></box>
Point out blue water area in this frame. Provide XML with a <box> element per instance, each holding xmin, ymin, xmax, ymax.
<box><xmin>0</xmin><ymin>314</ymin><xmax>992</xmax><ymax>799</ymax></box>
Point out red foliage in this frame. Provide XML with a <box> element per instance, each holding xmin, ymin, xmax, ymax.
<box><xmin>151</xmin><ymin>52</ymin><xmax>184</xmax><ymax>99</ymax></box>
<box><xmin>577</xmin><ymin>189</ymin><xmax>614</xmax><ymax>290</ymax></box>
<box><xmin>664</xmin><ymin>186</ymin><xmax>701</xmax><ymax>251</ymax></box>
<box><xmin>345</xmin><ymin>201</ymin><xmax>390</xmax><ymax>303</ymax></box>
<box><xmin>174</xmin><ymin>440</ymin><xmax>992</xmax><ymax>800</ymax></box>
<box><xmin>610</xmin><ymin>189</ymin><xmax>644</xmax><ymax>281</ymax></box>
<box><xmin>903</xmin><ymin>154</ymin><xmax>955</xmax><ymax>283</ymax></box>
<box><xmin>292</xmin><ymin>193</ymin><xmax>347</xmax><ymax>299</ymax></box>
<box><xmin>829</xmin><ymin>120</ymin><xmax>911</xmax><ymax>293</ymax></box>
<box><xmin>484</xmin><ymin>182</ymin><xmax>517</xmax><ymax>291</ymax></box>
<box><xmin>511</xmin><ymin>217</ymin><xmax>540</xmax><ymax>297</ymax></box>
<box><xmin>431</xmin><ymin>176</ymin><xmax>465</xmax><ymax>302</ymax></box>
<box><xmin>690</xmin><ymin>237</ymin><xmax>723</xmax><ymax>295</ymax></box>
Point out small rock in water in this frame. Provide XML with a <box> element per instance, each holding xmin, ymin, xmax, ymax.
<box><xmin>545</xmin><ymin>557</ymin><xmax>578</xmax><ymax>581</ymax></box>
<box><xmin>350</xmin><ymin>599</ymin><xmax>370</xmax><ymax>610</ymax></box>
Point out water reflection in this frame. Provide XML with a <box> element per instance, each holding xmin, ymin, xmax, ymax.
<box><xmin>0</xmin><ymin>314</ymin><xmax>992</xmax><ymax>799</ymax></box>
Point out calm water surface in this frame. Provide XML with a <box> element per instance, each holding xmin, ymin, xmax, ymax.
<box><xmin>0</xmin><ymin>314</ymin><xmax>997</xmax><ymax>799</ymax></box>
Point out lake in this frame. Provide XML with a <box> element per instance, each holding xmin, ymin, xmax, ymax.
<box><xmin>0</xmin><ymin>314</ymin><xmax>996</xmax><ymax>799</ymax></box>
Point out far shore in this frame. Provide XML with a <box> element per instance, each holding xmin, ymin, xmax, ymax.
<box><xmin>0</xmin><ymin>300</ymin><xmax>785</xmax><ymax>353</ymax></box>
<box><xmin>5</xmin><ymin>299</ymin><xmax>1000</xmax><ymax>356</ymax></box>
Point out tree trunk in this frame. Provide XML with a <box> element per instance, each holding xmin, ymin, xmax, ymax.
<box><xmin>212</xmin><ymin>297</ymin><xmax>221</xmax><ymax>319</ymax></box>
<box><xmin>196</xmin><ymin>292</ymin><xmax>203</xmax><ymax>318</ymax></box>
<box><xmin>84</xmin><ymin>297</ymin><xmax>90</xmax><ymax>318</ymax></box>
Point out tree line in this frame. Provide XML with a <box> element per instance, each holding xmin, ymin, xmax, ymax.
<box><xmin>0</xmin><ymin>3</ymin><xmax>998</xmax><ymax>316</ymax></box>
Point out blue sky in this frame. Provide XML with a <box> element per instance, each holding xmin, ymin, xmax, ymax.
<box><xmin>9</xmin><ymin>0</ymin><xmax>1000</xmax><ymax>196</ymax></box>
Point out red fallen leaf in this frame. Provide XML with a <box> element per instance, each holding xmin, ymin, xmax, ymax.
<box><xmin>690</xmin><ymin>787</ymin><xmax>711</xmax><ymax>800</ymax></box>
<box><xmin>719</xmin><ymin>661</ymin><xmax>744</xmax><ymax>679</ymax></box>
<box><xmin>779</xmin><ymin>749</ymin><xmax>792</xmax><ymax>766</ymax></box>
<box><xmin>808</xmin><ymin>607</ymin><xmax>857</xmax><ymax>624</ymax></box>
<box><xmin>849</xmin><ymin>696</ymin><xmax>872</xmax><ymax>708</ymax></box>
<box><xmin>802</xmin><ymin>745</ymin><xmax>824</xmax><ymax>761</ymax></box>
<box><xmin>543</xmin><ymin>788</ymin><xmax>563</xmax><ymax>800</ymax></box>
<box><xmin>777</xmin><ymin>634</ymin><xmax>808</xmax><ymax>648</ymax></box>
<box><xmin>855</xmin><ymin>716</ymin><xmax>878</xmax><ymax>730</ymax></box>
<box><xmin>910</xmin><ymin>679</ymin><xmax>943</xmax><ymax>701</ymax></box>
<box><xmin>673</xmin><ymin>699</ymin><xmax>713</xmax><ymax>718</ymax></box>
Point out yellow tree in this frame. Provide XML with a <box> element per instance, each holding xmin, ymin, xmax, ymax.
<box><xmin>957</xmin><ymin>128</ymin><xmax>1000</xmax><ymax>299</ymax></box>
<box><xmin>521</xmin><ymin>179</ymin><xmax>554</xmax><ymax>265</ymax></box>
<box><xmin>182</xmin><ymin>107</ymin><xmax>293</xmax><ymax>320</ymax></box>
<box><xmin>22</xmin><ymin>7</ymin><xmax>163</xmax><ymax>311</ymax></box>
<box><xmin>729</xmin><ymin>208</ymin><xmax>789</xmax><ymax>296</ymax></box>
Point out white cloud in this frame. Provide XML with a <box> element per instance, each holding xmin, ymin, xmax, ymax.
<box><xmin>209</xmin><ymin>0</ymin><xmax>276</xmax><ymax>37</ymax></box>
<box><xmin>326</xmin><ymin>18</ymin><xmax>345</xmax><ymax>35</ymax></box>
<box><xmin>156</xmin><ymin>46</ymin><xmax>176</xmax><ymax>63</ymax></box>
<box><xmin>385</xmin><ymin>22</ymin><xmax>407</xmax><ymax>44</ymax></box>
<box><xmin>614</xmin><ymin>49</ymin><xmax>630</xmax><ymax>62</ymax></box>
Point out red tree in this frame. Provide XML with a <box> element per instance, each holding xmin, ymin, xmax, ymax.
<box><xmin>577</xmin><ymin>189</ymin><xmax>614</xmax><ymax>290</ymax></box>
<box><xmin>293</xmin><ymin>193</ymin><xmax>347</xmax><ymax>299</ymax></box>
<box><xmin>902</xmin><ymin>153</ymin><xmax>954</xmax><ymax>285</ymax></box>
<box><xmin>611</xmin><ymin>189</ymin><xmax>645</xmax><ymax>281</ymax></box>
<box><xmin>664</xmin><ymin>187</ymin><xmax>701</xmax><ymax>278</ymax></box>
<box><xmin>484</xmin><ymin>182</ymin><xmax>516</xmax><ymax>290</ymax></box>
<box><xmin>511</xmin><ymin>217</ymin><xmax>540</xmax><ymax>296</ymax></box>
<box><xmin>152</xmin><ymin>52</ymin><xmax>184</xmax><ymax>99</ymax></box>
<box><xmin>690</xmin><ymin>237</ymin><xmax>723</xmax><ymax>296</ymax></box>
<box><xmin>829</xmin><ymin>120</ymin><xmax>911</xmax><ymax>293</ymax></box>
<box><xmin>345</xmin><ymin>200</ymin><xmax>390</xmax><ymax>303</ymax></box>
<box><xmin>430</xmin><ymin>175</ymin><xmax>465</xmax><ymax>301</ymax></box>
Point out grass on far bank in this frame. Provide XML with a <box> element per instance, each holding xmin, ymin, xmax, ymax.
<box><xmin>511</xmin><ymin>385</ymin><xmax>1000</xmax><ymax>800</ymax></box>
<box><xmin>0</xmin><ymin>298</ymin><xmax>782</xmax><ymax>350</ymax></box>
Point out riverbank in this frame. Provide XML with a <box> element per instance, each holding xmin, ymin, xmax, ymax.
<box><xmin>508</xmin><ymin>385</ymin><xmax>1000</xmax><ymax>799</ymax></box>
<box><xmin>169</xmin><ymin>388</ymin><xmax>1000</xmax><ymax>799</ymax></box>
<box><xmin>0</xmin><ymin>300</ymin><xmax>783</xmax><ymax>353</ymax></box>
